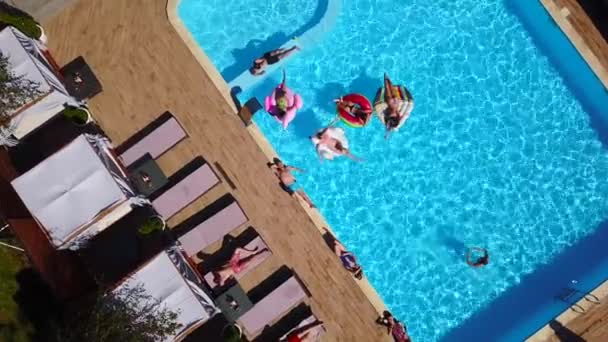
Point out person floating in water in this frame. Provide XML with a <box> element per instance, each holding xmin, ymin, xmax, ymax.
<box><xmin>250</xmin><ymin>46</ymin><xmax>299</xmax><ymax>75</ymax></box>
<box><xmin>269</xmin><ymin>157</ymin><xmax>316</xmax><ymax>208</ymax></box>
<box><xmin>311</xmin><ymin>126</ymin><xmax>363</xmax><ymax>162</ymax></box>
<box><xmin>376</xmin><ymin>73</ymin><xmax>414</xmax><ymax>139</ymax></box>
<box><xmin>333</xmin><ymin>97</ymin><xmax>373</xmax><ymax>125</ymax></box>
<box><xmin>466</xmin><ymin>247</ymin><xmax>489</xmax><ymax>268</ymax></box>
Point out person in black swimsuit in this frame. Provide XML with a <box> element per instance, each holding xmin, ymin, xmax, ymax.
<box><xmin>250</xmin><ymin>45</ymin><xmax>299</xmax><ymax>75</ymax></box>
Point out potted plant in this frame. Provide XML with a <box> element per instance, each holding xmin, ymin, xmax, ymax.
<box><xmin>62</xmin><ymin>106</ymin><xmax>92</xmax><ymax>126</ymax></box>
<box><xmin>222</xmin><ymin>323</ymin><xmax>243</xmax><ymax>342</ymax></box>
<box><xmin>137</xmin><ymin>216</ymin><xmax>165</xmax><ymax>235</ymax></box>
<box><xmin>0</xmin><ymin>12</ymin><xmax>44</xmax><ymax>41</ymax></box>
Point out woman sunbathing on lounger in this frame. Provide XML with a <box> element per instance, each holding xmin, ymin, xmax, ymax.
<box><xmin>376</xmin><ymin>311</ymin><xmax>411</xmax><ymax>342</ymax></box>
<box><xmin>323</xmin><ymin>228</ymin><xmax>363</xmax><ymax>279</ymax></box>
<box><xmin>250</xmin><ymin>46</ymin><xmax>299</xmax><ymax>75</ymax></box>
<box><xmin>211</xmin><ymin>246</ymin><xmax>270</xmax><ymax>287</ymax></box>
<box><xmin>284</xmin><ymin>320</ymin><xmax>325</xmax><ymax>342</ymax></box>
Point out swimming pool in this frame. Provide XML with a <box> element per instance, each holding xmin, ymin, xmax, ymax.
<box><xmin>179</xmin><ymin>0</ymin><xmax>608</xmax><ymax>341</ymax></box>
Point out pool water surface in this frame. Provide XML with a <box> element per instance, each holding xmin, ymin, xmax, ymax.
<box><xmin>179</xmin><ymin>0</ymin><xmax>608</xmax><ymax>340</ymax></box>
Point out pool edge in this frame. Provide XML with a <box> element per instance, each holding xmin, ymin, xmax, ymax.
<box><xmin>539</xmin><ymin>0</ymin><xmax>608</xmax><ymax>90</ymax></box>
<box><xmin>526</xmin><ymin>0</ymin><xmax>608</xmax><ymax>340</ymax></box>
<box><xmin>165</xmin><ymin>0</ymin><xmax>389</xmax><ymax>317</ymax></box>
<box><xmin>526</xmin><ymin>279</ymin><xmax>608</xmax><ymax>341</ymax></box>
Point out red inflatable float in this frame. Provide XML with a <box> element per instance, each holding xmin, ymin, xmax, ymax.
<box><xmin>336</xmin><ymin>93</ymin><xmax>373</xmax><ymax>128</ymax></box>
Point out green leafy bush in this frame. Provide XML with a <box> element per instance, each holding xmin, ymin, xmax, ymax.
<box><xmin>62</xmin><ymin>107</ymin><xmax>89</xmax><ymax>126</ymax></box>
<box><xmin>138</xmin><ymin>217</ymin><xmax>164</xmax><ymax>235</ymax></box>
<box><xmin>0</xmin><ymin>13</ymin><xmax>41</xmax><ymax>39</ymax></box>
<box><xmin>222</xmin><ymin>324</ymin><xmax>242</xmax><ymax>342</ymax></box>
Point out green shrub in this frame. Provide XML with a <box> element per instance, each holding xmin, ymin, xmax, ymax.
<box><xmin>222</xmin><ymin>325</ymin><xmax>242</xmax><ymax>342</ymax></box>
<box><xmin>62</xmin><ymin>107</ymin><xmax>89</xmax><ymax>126</ymax></box>
<box><xmin>0</xmin><ymin>13</ymin><xmax>41</xmax><ymax>39</ymax></box>
<box><xmin>138</xmin><ymin>217</ymin><xmax>164</xmax><ymax>235</ymax></box>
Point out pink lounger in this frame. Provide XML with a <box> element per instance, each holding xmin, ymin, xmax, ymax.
<box><xmin>178</xmin><ymin>201</ymin><xmax>248</xmax><ymax>257</ymax></box>
<box><xmin>280</xmin><ymin>315</ymin><xmax>326</xmax><ymax>342</ymax></box>
<box><xmin>152</xmin><ymin>163</ymin><xmax>219</xmax><ymax>219</ymax></box>
<box><xmin>119</xmin><ymin>116</ymin><xmax>187</xmax><ymax>166</ymax></box>
<box><xmin>237</xmin><ymin>276</ymin><xmax>308</xmax><ymax>337</ymax></box>
<box><xmin>203</xmin><ymin>235</ymin><xmax>270</xmax><ymax>288</ymax></box>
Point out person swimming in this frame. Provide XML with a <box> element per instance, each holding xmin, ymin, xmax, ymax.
<box><xmin>250</xmin><ymin>46</ymin><xmax>299</xmax><ymax>75</ymax></box>
<box><xmin>466</xmin><ymin>247</ymin><xmax>489</xmax><ymax>268</ymax></box>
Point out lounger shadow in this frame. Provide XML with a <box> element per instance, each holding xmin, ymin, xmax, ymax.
<box><xmin>117</xmin><ymin>111</ymin><xmax>188</xmax><ymax>166</ymax></box>
<box><xmin>237</xmin><ymin>267</ymin><xmax>311</xmax><ymax>338</ymax></box>
<box><xmin>151</xmin><ymin>157</ymin><xmax>221</xmax><ymax>220</ymax></box>
<box><xmin>172</xmin><ymin>194</ymin><xmax>249</xmax><ymax>257</ymax></box>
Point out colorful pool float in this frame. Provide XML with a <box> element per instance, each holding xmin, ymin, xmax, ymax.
<box><xmin>264</xmin><ymin>84</ymin><xmax>303</xmax><ymax>129</ymax></box>
<box><xmin>310</xmin><ymin>127</ymin><xmax>349</xmax><ymax>160</ymax></box>
<box><xmin>337</xmin><ymin>93</ymin><xmax>373</xmax><ymax>128</ymax></box>
<box><xmin>374</xmin><ymin>84</ymin><xmax>414</xmax><ymax>130</ymax></box>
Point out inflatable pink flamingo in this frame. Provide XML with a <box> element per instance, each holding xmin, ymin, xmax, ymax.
<box><xmin>264</xmin><ymin>71</ymin><xmax>303</xmax><ymax>129</ymax></box>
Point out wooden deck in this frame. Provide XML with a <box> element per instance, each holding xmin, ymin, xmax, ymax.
<box><xmin>42</xmin><ymin>0</ymin><xmax>389</xmax><ymax>341</ymax></box>
<box><xmin>540</xmin><ymin>0</ymin><xmax>608</xmax><ymax>89</ymax></box>
<box><xmin>545</xmin><ymin>300</ymin><xmax>608</xmax><ymax>342</ymax></box>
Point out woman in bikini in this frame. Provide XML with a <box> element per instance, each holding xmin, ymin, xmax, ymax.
<box><xmin>323</xmin><ymin>227</ymin><xmax>363</xmax><ymax>279</ymax></box>
<box><xmin>376</xmin><ymin>311</ymin><xmax>411</xmax><ymax>342</ymax></box>
<box><xmin>382</xmin><ymin>73</ymin><xmax>404</xmax><ymax>138</ymax></box>
<box><xmin>333</xmin><ymin>98</ymin><xmax>373</xmax><ymax>124</ymax></box>
<box><xmin>284</xmin><ymin>320</ymin><xmax>325</xmax><ymax>342</ymax></box>
<box><xmin>211</xmin><ymin>246</ymin><xmax>270</xmax><ymax>287</ymax></box>
<box><xmin>250</xmin><ymin>46</ymin><xmax>299</xmax><ymax>75</ymax></box>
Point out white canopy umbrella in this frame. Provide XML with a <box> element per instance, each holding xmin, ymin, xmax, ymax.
<box><xmin>11</xmin><ymin>134</ymin><xmax>146</xmax><ymax>250</ymax></box>
<box><xmin>113</xmin><ymin>246</ymin><xmax>218</xmax><ymax>341</ymax></box>
<box><xmin>0</xmin><ymin>26</ymin><xmax>79</xmax><ymax>143</ymax></box>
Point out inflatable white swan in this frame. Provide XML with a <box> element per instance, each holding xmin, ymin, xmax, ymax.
<box><xmin>310</xmin><ymin>127</ymin><xmax>349</xmax><ymax>160</ymax></box>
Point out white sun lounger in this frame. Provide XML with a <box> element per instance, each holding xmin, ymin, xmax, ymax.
<box><xmin>237</xmin><ymin>276</ymin><xmax>308</xmax><ymax>337</ymax></box>
<box><xmin>177</xmin><ymin>201</ymin><xmax>248</xmax><ymax>257</ymax></box>
<box><xmin>152</xmin><ymin>163</ymin><xmax>220</xmax><ymax>219</ymax></box>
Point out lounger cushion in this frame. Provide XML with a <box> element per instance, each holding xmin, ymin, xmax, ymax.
<box><xmin>152</xmin><ymin>163</ymin><xmax>219</xmax><ymax>219</ymax></box>
<box><xmin>178</xmin><ymin>201</ymin><xmax>248</xmax><ymax>257</ymax></box>
<box><xmin>237</xmin><ymin>276</ymin><xmax>307</xmax><ymax>336</ymax></box>
<box><xmin>203</xmin><ymin>236</ymin><xmax>270</xmax><ymax>288</ymax></box>
<box><xmin>120</xmin><ymin>117</ymin><xmax>186</xmax><ymax>166</ymax></box>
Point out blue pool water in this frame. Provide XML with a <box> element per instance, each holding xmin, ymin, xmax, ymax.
<box><xmin>179</xmin><ymin>0</ymin><xmax>608</xmax><ymax>340</ymax></box>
